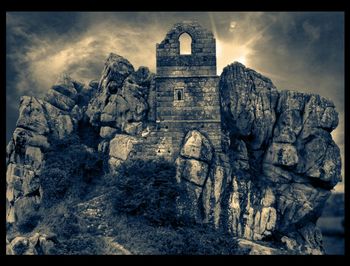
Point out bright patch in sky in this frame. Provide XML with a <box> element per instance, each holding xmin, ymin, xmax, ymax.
<box><xmin>216</xmin><ymin>39</ymin><xmax>251</xmax><ymax>73</ymax></box>
<box><xmin>179</xmin><ymin>33</ymin><xmax>192</xmax><ymax>55</ymax></box>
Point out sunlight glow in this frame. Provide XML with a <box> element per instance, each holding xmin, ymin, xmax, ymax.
<box><xmin>179</xmin><ymin>33</ymin><xmax>192</xmax><ymax>55</ymax></box>
<box><xmin>216</xmin><ymin>39</ymin><xmax>251</xmax><ymax>74</ymax></box>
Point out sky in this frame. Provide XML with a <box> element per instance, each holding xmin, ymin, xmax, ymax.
<box><xmin>6</xmin><ymin>12</ymin><xmax>344</xmax><ymax>191</ymax></box>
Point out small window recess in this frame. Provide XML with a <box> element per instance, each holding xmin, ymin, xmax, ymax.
<box><xmin>174</xmin><ymin>88</ymin><xmax>184</xmax><ymax>102</ymax></box>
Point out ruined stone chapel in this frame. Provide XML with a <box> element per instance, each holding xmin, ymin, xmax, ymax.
<box><xmin>143</xmin><ymin>21</ymin><xmax>222</xmax><ymax>160</ymax></box>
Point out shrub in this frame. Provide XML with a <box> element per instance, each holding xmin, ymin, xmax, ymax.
<box><xmin>52</xmin><ymin>210</ymin><xmax>81</xmax><ymax>239</ymax></box>
<box><xmin>40</xmin><ymin>167</ymin><xmax>70</xmax><ymax>206</ymax></box>
<box><xmin>53</xmin><ymin>234</ymin><xmax>102</xmax><ymax>255</ymax></box>
<box><xmin>178</xmin><ymin>224</ymin><xmax>238</xmax><ymax>255</ymax></box>
<box><xmin>39</xmin><ymin>140</ymin><xmax>104</xmax><ymax>206</ymax></box>
<box><xmin>113</xmin><ymin>159</ymin><xmax>179</xmax><ymax>225</ymax></box>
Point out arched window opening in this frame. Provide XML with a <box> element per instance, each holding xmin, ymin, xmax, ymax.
<box><xmin>177</xmin><ymin>90</ymin><xmax>182</xmax><ymax>100</ymax></box>
<box><xmin>179</xmin><ymin>33</ymin><xmax>192</xmax><ymax>55</ymax></box>
<box><xmin>174</xmin><ymin>88</ymin><xmax>184</xmax><ymax>101</ymax></box>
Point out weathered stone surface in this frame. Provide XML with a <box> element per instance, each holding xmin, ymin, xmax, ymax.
<box><xmin>51</xmin><ymin>73</ymin><xmax>78</xmax><ymax>100</ymax></box>
<box><xmin>38</xmin><ymin>235</ymin><xmax>56</xmax><ymax>254</ymax></box>
<box><xmin>202</xmin><ymin>160</ymin><xmax>228</xmax><ymax>228</ymax></box>
<box><xmin>297</xmin><ymin>223</ymin><xmax>324</xmax><ymax>255</ymax></box>
<box><xmin>7</xmin><ymin>204</ymin><xmax>15</xmax><ymax>224</ymax></box>
<box><xmin>42</xmin><ymin>101</ymin><xmax>75</xmax><ymax>140</ymax></box>
<box><xmin>108</xmin><ymin>157</ymin><xmax>124</xmax><ymax>173</ymax></box>
<box><xmin>177</xmin><ymin>181</ymin><xmax>203</xmax><ymax>223</ymax></box>
<box><xmin>13</xmin><ymin>127</ymin><xmax>49</xmax><ymax>151</ymax></box>
<box><xmin>303</xmin><ymin>94</ymin><xmax>338</xmax><ymax>131</ymax></box>
<box><xmin>109</xmin><ymin>134</ymin><xmax>139</xmax><ymax>161</ymax></box>
<box><xmin>219</xmin><ymin>62</ymin><xmax>278</xmax><ymax>150</ymax></box>
<box><xmin>181</xmin><ymin>159</ymin><xmax>209</xmax><ymax>186</ymax></box>
<box><xmin>281</xmin><ymin>236</ymin><xmax>298</xmax><ymax>251</ymax></box>
<box><xmin>237</xmin><ymin>238</ymin><xmax>287</xmax><ymax>255</ymax></box>
<box><xmin>99</xmin><ymin>53</ymin><xmax>134</xmax><ymax>93</ymax></box>
<box><xmin>7</xmin><ymin>233</ymin><xmax>56</xmax><ymax>255</ymax></box>
<box><xmin>86</xmin><ymin>89</ymin><xmax>109</xmax><ymax>126</ymax></box>
<box><xmin>262</xmin><ymin>163</ymin><xmax>294</xmax><ymax>183</ymax></box>
<box><xmin>6</xmin><ymin>163</ymin><xmax>39</xmax><ymax>198</ymax></box>
<box><xmin>218</xmin><ymin>62</ymin><xmax>341</xmax><ymax>254</ymax></box>
<box><xmin>22</xmin><ymin>173</ymin><xmax>40</xmax><ymax>196</ymax></box>
<box><xmin>100</xmin><ymin>126</ymin><xmax>118</xmax><ymax>139</ymax></box>
<box><xmin>101</xmin><ymin>83</ymin><xmax>149</xmax><ymax>129</ymax></box>
<box><xmin>16</xmin><ymin>96</ymin><xmax>49</xmax><ymax>135</ymax></box>
<box><xmin>7</xmin><ymin>237</ymin><xmax>29</xmax><ymax>255</ymax></box>
<box><xmin>124</xmin><ymin>122</ymin><xmax>143</xmax><ymax>136</ymax></box>
<box><xmin>261</xmin><ymin>188</ymin><xmax>275</xmax><ymax>207</ymax></box>
<box><xmin>71</xmin><ymin>105</ymin><xmax>84</xmax><ymax>122</ymax></box>
<box><xmin>98</xmin><ymin>140</ymin><xmax>110</xmax><ymax>154</ymax></box>
<box><xmin>44</xmin><ymin>89</ymin><xmax>76</xmax><ymax>111</ymax></box>
<box><xmin>264</xmin><ymin>143</ymin><xmax>299</xmax><ymax>167</ymax></box>
<box><xmin>276</xmin><ymin>183</ymin><xmax>330</xmax><ymax>230</ymax></box>
<box><xmin>273</xmin><ymin>110</ymin><xmax>303</xmax><ymax>143</ymax></box>
<box><xmin>25</xmin><ymin>146</ymin><xmax>43</xmax><ymax>170</ymax></box>
<box><xmin>230</xmin><ymin>139</ymin><xmax>249</xmax><ymax>170</ymax></box>
<box><xmin>55</xmin><ymin>114</ymin><xmax>74</xmax><ymax>140</ymax></box>
<box><xmin>175</xmin><ymin>130</ymin><xmax>218</xmax><ymax>223</ymax></box>
<box><xmin>296</xmin><ymin>128</ymin><xmax>341</xmax><ymax>187</ymax></box>
<box><xmin>180</xmin><ymin>130</ymin><xmax>213</xmax><ymax>162</ymax></box>
<box><xmin>86</xmin><ymin>53</ymin><xmax>152</xmax><ymax>143</ymax></box>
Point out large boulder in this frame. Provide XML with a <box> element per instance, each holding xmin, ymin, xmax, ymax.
<box><xmin>109</xmin><ymin>134</ymin><xmax>140</xmax><ymax>161</ymax></box>
<box><xmin>6</xmin><ymin>75</ymin><xmax>84</xmax><ymax>229</ymax></box>
<box><xmin>44</xmin><ymin>74</ymin><xmax>80</xmax><ymax>112</ymax></box>
<box><xmin>180</xmin><ymin>130</ymin><xmax>213</xmax><ymax>163</ymax></box>
<box><xmin>16</xmin><ymin>96</ymin><xmax>49</xmax><ymax>135</ymax></box>
<box><xmin>218</xmin><ymin>62</ymin><xmax>342</xmax><ymax>254</ymax></box>
<box><xmin>7</xmin><ymin>233</ymin><xmax>56</xmax><ymax>255</ymax></box>
<box><xmin>86</xmin><ymin>53</ymin><xmax>134</xmax><ymax>126</ymax></box>
<box><xmin>219</xmin><ymin>62</ymin><xmax>279</xmax><ymax>150</ymax></box>
<box><xmin>175</xmin><ymin>130</ymin><xmax>215</xmax><ymax>223</ymax></box>
<box><xmin>108</xmin><ymin>134</ymin><xmax>140</xmax><ymax>172</ymax></box>
<box><xmin>86</xmin><ymin>54</ymin><xmax>152</xmax><ymax>139</ymax></box>
<box><xmin>99</xmin><ymin>53</ymin><xmax>135</xmax><ymax>92</ymax></box>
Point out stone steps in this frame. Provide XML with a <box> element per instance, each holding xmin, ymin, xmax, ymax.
<box><xmin>75</xmin><ymin>193</ymin><xmax>114</xmax><ymax>236</ymax></box>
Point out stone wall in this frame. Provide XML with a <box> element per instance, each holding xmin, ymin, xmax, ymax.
<box><xmin>156</xmin><ymin>22</ymin><xmax>216</xmax><ymax>77</ymax></box>
<box><xmin>154</xmin><ymin>22</ymin><xmax>222</xmax><ymax>160</ymax></box>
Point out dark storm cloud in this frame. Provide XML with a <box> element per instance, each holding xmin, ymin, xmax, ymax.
<box><xmin>6</xmin><ymin>12</ymin><xmax>344</xmax><ymax>190</ymax></box>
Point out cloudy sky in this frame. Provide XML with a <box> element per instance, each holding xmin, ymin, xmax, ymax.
<box><xmin>6</xmin><ymin>12</ymin><xmax>344</xmax><ymax>191</ymax></box>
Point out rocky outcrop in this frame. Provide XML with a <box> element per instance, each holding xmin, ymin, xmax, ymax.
<box><xmin>6</xmin><ymin>74</ymin><xmax>98</xmax><ymax>229</ymax></box>
<box><xmin>7</xmin><ymin>233</ymin><xmax>57</xmax><ymax>255</ymax></box>
<box><xmin>216</xmin><ymin>62</ymin><xmax>341</xmax><ymax>254</ymax></box>
<box><xmin>84</xmin><ymin>53</ymin><xmax>155</xmax><ymax>169</ymax></box>
<box><xmin>6</xmin><ymin>54</ymin><xmax>341</xmax><ymax>255</ymax></box>
<box><xmin>175</xmin><ymin>130</ymin><xmax>213</xmax><ymax>223</ymax></box>
<box><xmin>108</xmin><ymin>134</ymin><xmax>140</xmax><ymax>173</ymax></box>
<box><xmin>168</xmin><ymin>62</ymin><xmax>341</xmax><ymax>255</ymax></box>
<box><xmin>86</xmin><ymin>53</ymin><xmax>154</xmax><ymax>140</ymax></box>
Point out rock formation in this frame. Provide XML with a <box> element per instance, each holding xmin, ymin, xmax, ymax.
<box><xmin>6</xmin><ymin>51</ymin><xmax>341</xmax><ymax>255</ymax></box>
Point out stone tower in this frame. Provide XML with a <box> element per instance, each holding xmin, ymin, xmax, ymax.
<box><xmin>154</xmin><ymin>21</ymin><xmax>222</xmax><ymax>159</ymax></box>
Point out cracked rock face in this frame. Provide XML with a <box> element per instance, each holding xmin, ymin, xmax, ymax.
<box><xmin>169</xmin><ymin>62</ymin><xmax>341</xmax><ymax>254</ymax></box>
<box><xmin>6</xmin><ymin>74</ymin><xmax>97</xmax><ymax>230</ymax></box>
<box><xmin>6</xmin><ymin>54</ymin><xmax>341</xmax><ymax>255</ymax></box>
<box><xmin>216</xmin><ymin>62</ymin><xmax>341</xmax><ymax>254</ymax></box>
<box><xmin>86</xmin><ymin>53</ymin><xmax>152</xmax><ymax>137</ymax></box>
<box><xmin>7</xmin><ymin>233</ymin><xmax>57</xmax><ymax>255</ymax></box>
